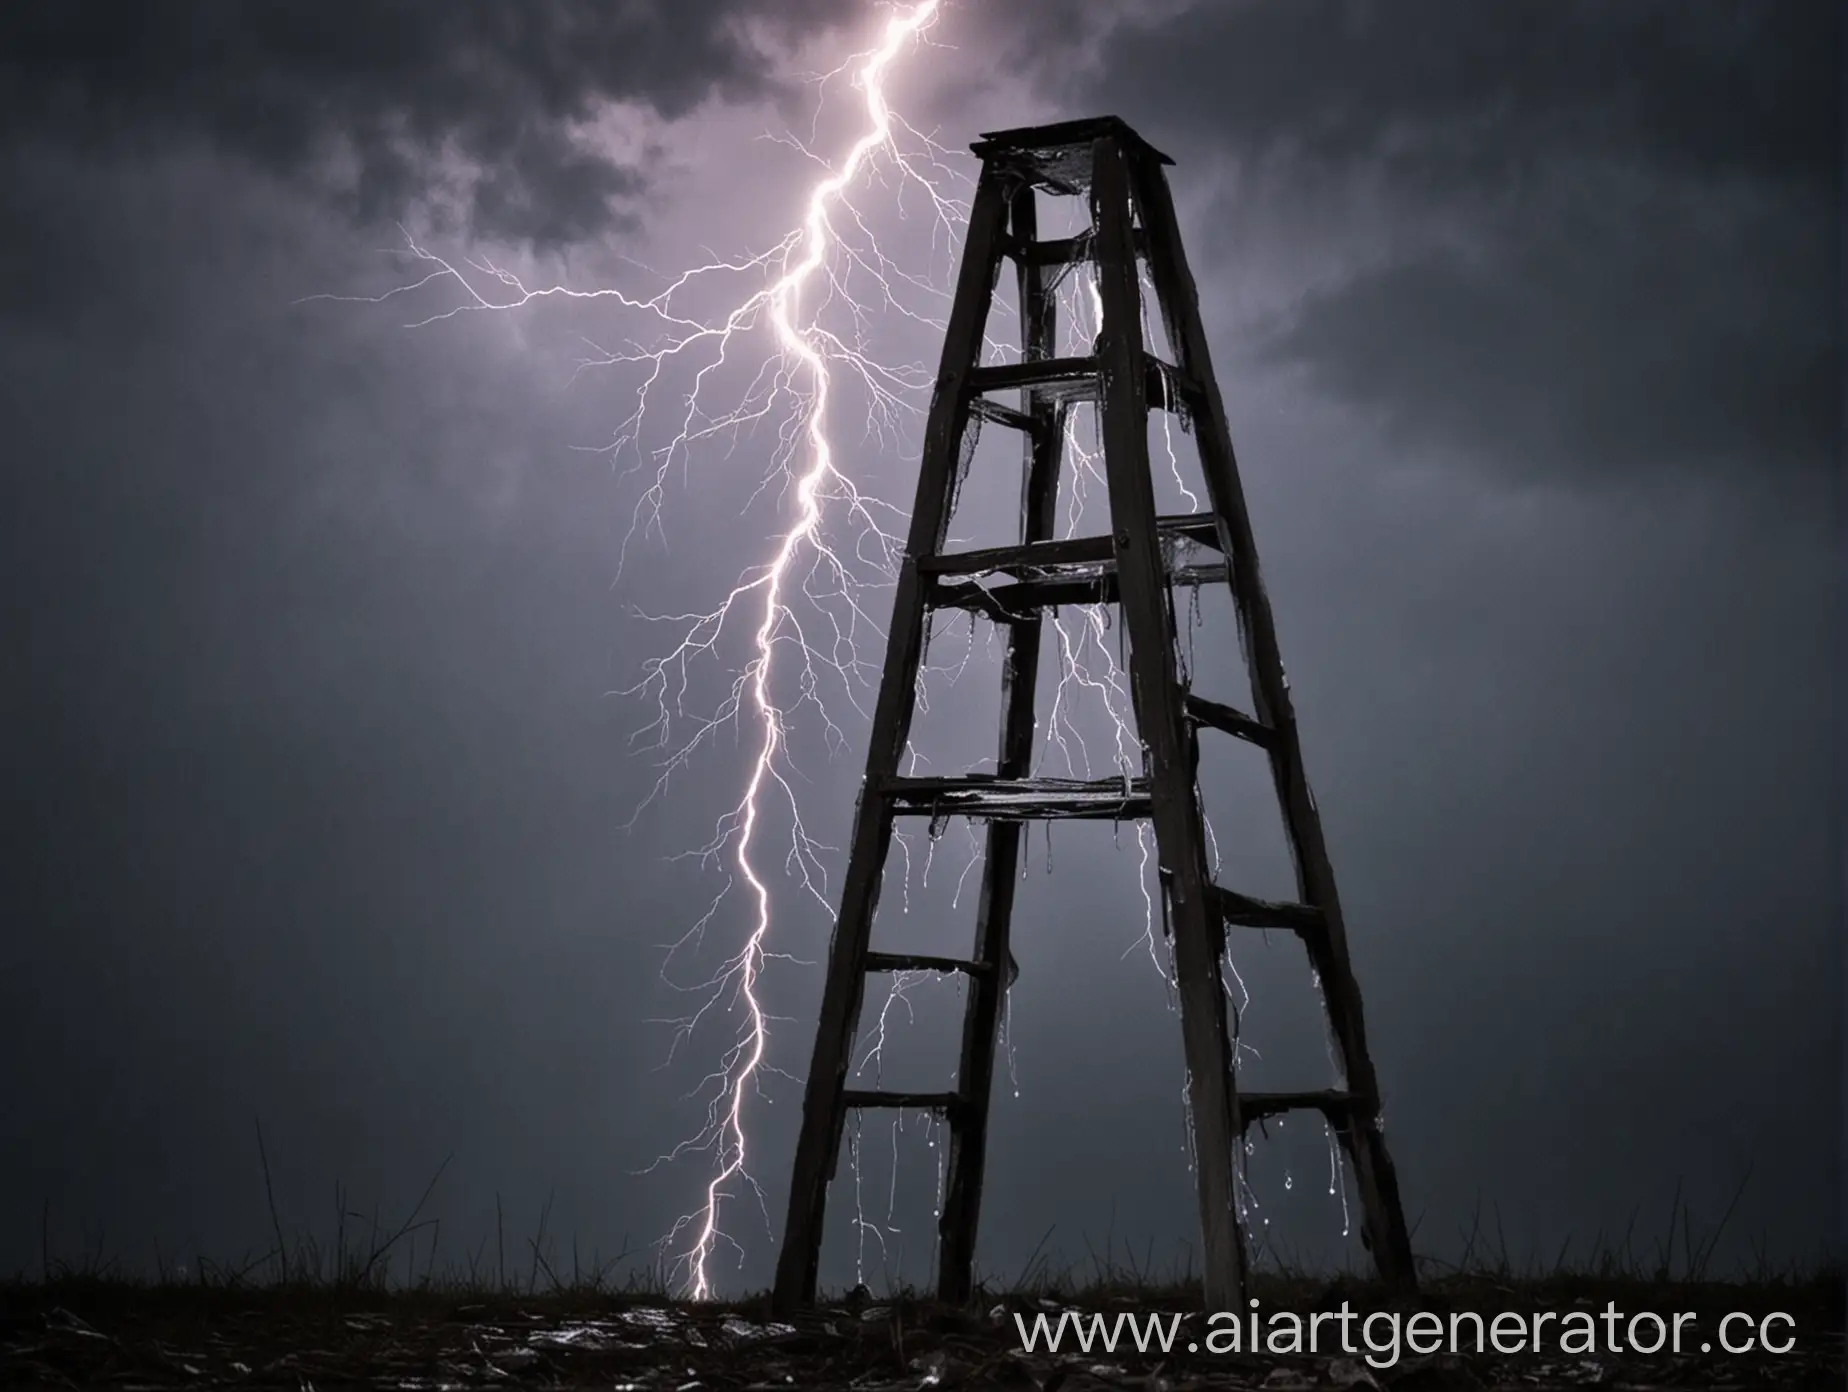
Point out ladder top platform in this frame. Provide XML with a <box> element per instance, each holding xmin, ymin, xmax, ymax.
<box><xmin>970</xmin><ymin>116</ymin><xmax>1174</xmax><ymax>190</ymax></box>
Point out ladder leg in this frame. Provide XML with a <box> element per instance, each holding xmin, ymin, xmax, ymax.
<box><xmin>937</xmin><ymin>183</ymin><xmax>1060</xmax><ymax>1305</ymax></box>
<box><xmin>1091</xmin><ymin>135</ymin><xmax>1249</xmax><ymax>1311</ymax></box>
<box><xmin>773</xmin><ymin>167</ymin><xmax>1015</xmax><ymax>1314</ymax></box>
<box><xmin>1126</xmin><ymin>153</ymin><xmax>1417</xmax><ymax>1289</ymax></box>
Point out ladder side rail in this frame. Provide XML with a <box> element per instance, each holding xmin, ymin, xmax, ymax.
<box><xmin>1091</xmin><ymin>135</ymin><xmax>1249</xmax><ymax>1311</ymax></box>
<box><xmin>773</xmin><ymin>165</ymin><xmax>1018</xmax><ymax>1313</ymax></box>
<box><xmin>1126</xmin><ymin>154</ymin><xmax>1417</xmax><ymax>1288</ymax></box>
<box><xmin>936</xmin><ymin>180</ymin><xmax>1064</xmax><ymax>1304</ymax></box>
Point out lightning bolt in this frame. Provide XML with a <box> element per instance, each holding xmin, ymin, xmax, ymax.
<box><xmin>312</xmin><ymin>0</ymin><xmax>1344</xmax><ymax>1302</ymax></box>
<box><xmin>312</xmin><ymin>0</ymin><xmax>959</xmax><ymax>1296</ymax></box>
<box><xmin>643</xmin><ymin>0</ymin><xmax>951</xmax><ymax>1298</ymax></box>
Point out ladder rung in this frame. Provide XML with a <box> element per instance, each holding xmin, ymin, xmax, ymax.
<box><xmin>1013</xmin><ymin>233</ymin><xmax>1090</xmax><ymax>268</ymax></box>
<box><xmin>1171</xmin><ymin>563</ymin><xmax>1228</xmax><ymax>587</ymax></box>
<box><xmin>932</xmin><ymin>564</ymin><xmax>1228</xmax><ymax>623</ymax></box>
<box><xmin>982</xmin><ymin>575</ymin><xmax>1115</xmax><ymax>612</ymax></box>
<box><xmin>962</xmin><ymin>355</ymin><xmax>1198</xmax><ymax>414</ymax></box>
<box><xmin>1146</xmin><ymin>357</ymin><xmax>1203</xmax><ymax>413</ymax></box>
<box><xmin>864</xmin><ymin>951</ymin><xmax>992</xmax><ymax>977</ymax></box>
<box><xmin>881</xmin><ymin>774</ymin><xmax>1152</xmax><ymax>821</ymax></box>
<box><xmin>922</xmin><ymin>532</ymin><xmax>1112</xmax><ymax>578</ymax></box>
<box><xmin>968</xmin><ymin>355</ymin><xmax>1098</xmax><ymax>403</ymax></box>
<box><xmin>1239</xmin><ymin>1090</ymin><xmax>1359</xmax><ymax>1128</ymax></box>
<box><xmin>1184</xmin><ymin>693</ymin><xmax>1275</xmax><ymax>749</ymax></box>
<box><xmin>842</xmin><ymin>1090</ymin><xmax>963</xmax><ymax>1113</ymax></box>
<box><xmin>968</xmin><ymin>396</ymin><xmax>1036</xmax><ymax>432</ymax></box>
<box><xmin>1005</xmin><ymin>228</ymin><xmax>1147</xmax><ymax>269</ymax></box>
<box><xmin>932</xmin><ymin>574</ymin><xmax>1115</xmax><ymax>622</ymax></box>
<box><xmin>1159</xmin><ymin>512</ymin><xmax>1224</xmax><ymax>551</ymax></box>
<box><xmin>923</xmin><ymin>513</ymin><xmax>1223</xmax><ymax>579</ymax></box>
<box><xmin>1209</xmin><ymin>884</ymin><xmax>1325</xmax><ymax>934</ymax></box>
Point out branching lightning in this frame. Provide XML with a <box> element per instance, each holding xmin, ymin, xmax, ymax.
<box><xmin>313</xmin><ymin>0</ymin><xmax>1358</xmax><ymax>1302</ymax></box>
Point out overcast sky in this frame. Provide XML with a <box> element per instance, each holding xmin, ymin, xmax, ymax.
<box><xmin>1</xmin><ymin>0</ymin><xmax>1839</xmax><ymax>1298</ymax></box>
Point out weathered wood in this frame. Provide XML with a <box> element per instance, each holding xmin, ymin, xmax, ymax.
<box><xmin>968</xmin><ymin>396</ymin><xmax>1035</xmax><ymax>432</ymax></box>
<box><xmin>937</xmin><ymin>182</ymin><xmax>1061</xmax><ymax>1305</ymax></box>
<box><xmin>841</xmin><ymin>1090</ymin><xmax>965</xmax><ymax>1113</ymax></box>
<box><xmin>778</xmin><ymin>117</ymin><xmax>1413</xmax><ymax>1315</ymax></box>
<box><xmin>882</xmin><ymin>773</ymin><xmax>1151</xmax><ymax>821</ymax></box>
<box><xmin>1127</xmin><ymin>144</ymin><xmax>1417</xmax><ymax>1289</ymax></box>
<box><xmin>931</xmin><ymin>559</ymin><xmax>1228</xmax><ymax>623</ymax></box>
<box><xmin>1209</xmin><ymin>884</ymin><xmax>1324</xmax><ymax>935</ymax></box>
<box><xmin>921</xmin><ymin>530</ymin><xmax>1114</xmax><ymax>578</ymax></box>
<box><xmin>863</xmin><ymin>951</ymin><xmax>991</xmax><ymax>977</ymax></box>
<box><xmin>1161</xmin><ymin>513</ymin><xmax>1225</xmax><ymax>550</ymax></box>
<box><xmin>1165</xmin><ymin>563</ymin><xmax>1230</xmax><ymax>587</ymax></box>
<box><xmin>1092</xmin><ymin>134</ymin><xmax>1249</xmax><ymax>1311</ymax></box>
<box><xmin>967</xmin><ymin>355</ymin><xmax>1098</xmax><ymax>402</ymax></box>
<box><xmin>772</xmin><ymin>164</ymin><xmax>1014</xmax><ymax>1316</ymax></box>
<box><xmin>1008</xmin><ymin>227</ymin><xmax>1147</xmax><ymax>269</ymax></box>
<box><xmin>1009</xmin><ymin>231</ymin><xmax>1086</xmax><ymax>267</ymax></box>
<box><xmin>973</xmin><ymin>115</ymin><xmax>1174</xmax><ymax>168</ymax></box>
<box><xmin>1239</xmin><ymin>1090</ymin><xmax>1358</xmax><ymax>1127</ymax></box>
<box><xmin>1184</xmin><ymin>693</ymin><xmax>1273</xmax><ymax>749</ymax></box>
<box><xmin>924</xmin><ymin>513</ymin><xmax>1221</xmax><ymax>579</ymax></box>
<box><xmin>964</xmin><ymin>356</ymin><xmax>1190</xmax><ymax>411</ymax></box>
<box><xmin>930</xmin><ymin>573</ymin><xmax>1114</xmax><ymax>621</ymax></box>
<box><xmin>1141</xmin><ymin>358</ymin><xmax>1196</xmax><ymax>417</ymax></box>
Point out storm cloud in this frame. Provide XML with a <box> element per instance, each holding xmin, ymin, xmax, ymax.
<box><xmin>0</xmin><ymin>0</ymin><xmax>1837</xmax><ymax>1296</ymax></box>
<box><xmin>0</xmin><ymin>0</ymin><xmax>865</xmax><ymax>245</ymax></box>
<box><xmin>994</xmin><ymin>0</ymin><xmax>1841</xmax><ymax>491</ymax></box>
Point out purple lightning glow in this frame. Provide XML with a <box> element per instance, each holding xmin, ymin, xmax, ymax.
<box><xmin>308</xmin><ymin>0</ymin><xmax>1362</xmax><ymax>1300</ymax></box>
<box><xmin>658</xmin><ymin>0</ymin><xmax>948</xmax><ymax>1296</ymax></box>
<box><xmin>310</xmin><ymin>0</ymin><xmax>963</xmax><ymax>1296</ymax></box>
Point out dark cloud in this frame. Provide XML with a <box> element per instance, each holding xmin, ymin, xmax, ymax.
<box><xmin>1014</xmin><ymin>0</ymin><xmax>1841</xmax><ymax>489</ymax></box>
<box><xmin>1012</xmin><ymin>0</ymin><xmax>1836</xmax><ymax>193</ymax></box>
<box><xmin>0</xmin><ymin>0</ymin><xmax>862</xmax><ymax>246</ymax></box>
<box><xmin>1257</xmin><ymin>176</ymin><xmax>1836</xmax><ymax>486</ymax></box>
<box><xmin>0</xmin><ymin>0</ymin><xmax>1836</xmax><ymax>1296</ymax></box>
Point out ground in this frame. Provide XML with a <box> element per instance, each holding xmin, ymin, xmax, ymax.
<box><xmin>2</xmin><ymin>1271</ymin><xmax>1841</xmax><ymax>1390</ymax></box>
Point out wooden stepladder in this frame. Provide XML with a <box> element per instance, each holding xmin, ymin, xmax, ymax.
<box><xmin>773</xmin><ymin>117</ymin><xmax>1415</xmax><ymax>1313</ymax></box>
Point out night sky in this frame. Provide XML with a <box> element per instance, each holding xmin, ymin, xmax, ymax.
<box><xmin>1</xmin><ymin>1</ymin><xmax>1839</xmax><ymax>1298</ymax></box>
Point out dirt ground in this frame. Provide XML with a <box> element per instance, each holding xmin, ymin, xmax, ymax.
<box><xmin>3</xmin><ymin>1275</ymin><xmax>1841</xmax><ymax>1390</ymax></box>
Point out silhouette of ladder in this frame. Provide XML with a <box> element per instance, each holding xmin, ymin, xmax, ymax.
<box><xmin>773</xmin><ymin>116</ymin><xmax>1414</xmax><ymax>1312</ymax></box>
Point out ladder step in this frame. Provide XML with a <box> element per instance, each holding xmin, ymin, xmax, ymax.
<box><xmin>932</xmin><ymin>564</ymin><xmax>1228</xmax><ymax>623</ymax></box>
<box><xmin>1013</xmin><ymin>233</ymin><xmax>1091</xmax><ymax>268</ymax></box>
<box><xmin>932</xmin><ymin>574</ymin><xmax>1115</xmax><ymax>623</ymax></box>
<box><xmin>1239</xmin><ymin>1090</ymin><xmax>1360</xmax><ymax>1129</ymax></box>
<box><xmin>864</xmin><ymin>951</ymin><xmax>993</xmax><ymax>977</ymax></box>
<box><xmin>964</xmin><ymin>355</ymin><xmax>1197</xmax><ymax>414</ymax></box>
<box><xmin>923</xmin><ymin>513</ymin><xmax>1222</xmax><ymax>579</ymax></box>
<box><xmin>1159</xmin><ymin>512</ymin><xmax>1224</xmax><ymax>551</ymax></box>
<box><xmin>881</xmin><ymin>773</ymin><xmax>1152</xmax><ymax>821</ymax></box>
<box><xmin>1006</xmin><ymin>228</ymin><xmax>1148</xmax><ymax>269</ymax></box>
<box><xmin>842</xmin><ymin>1090</ymin><xmax>964</xmax><ymax>1113</ymax></box>
<box><xmin>923</xmin><ymin>531</ymin><xmax>1112</xmax><ymax>578</ymax></box>
<box><xmin>968</xmin><ymin>396</ymin><xmax>1037</xmax><ymax>432</ymax></box>
<box><xmin>1183</xmin><ymin>693</ymin><xmax>1275</xmax><ymax>749</ymax></box>
<box><xmin>1209</xmin><ymin>884</ymin><xmax>1325</xmax><ymax>934</ymax></box>
<box><xmin>1150</xmin><ymin>362</ymin><xmax>1204</xmax><ymax>415</ymax></box>
<box><xmin>967</xmin><ymin>355</ymin><xmax>1098</xmax><ymax>403</ymax></box>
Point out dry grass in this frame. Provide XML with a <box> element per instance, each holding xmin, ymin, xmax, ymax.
<box><xmin>4</xmin><ymin>1150</ymin><xmax>1840</xmax><ymax>1390</ymax></box>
